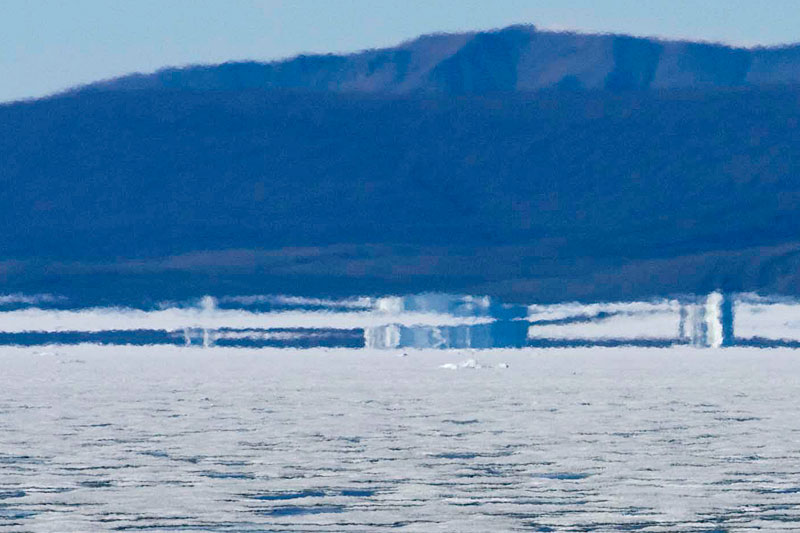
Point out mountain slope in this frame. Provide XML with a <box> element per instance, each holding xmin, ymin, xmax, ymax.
<box><xmin>75</xmin><ymin>25</ymin><xmax>800</xmax><ymax>96</ymax></box>
<box><xmin>3</xmin><ymin>84</ymin><xmax>800</xmax><ymax>303</ymax></box>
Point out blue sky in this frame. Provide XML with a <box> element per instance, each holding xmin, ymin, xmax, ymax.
<box><xmin>3</xmin><ymin>0</ymin><xmax>800</xmax><ymax>103</ymax></box>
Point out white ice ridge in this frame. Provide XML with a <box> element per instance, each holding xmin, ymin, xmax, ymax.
<box><xmin>735</xmin><ymin>301</ymin><xmax>800</xmax><ymax>341</ymax></box>
<box><xmin>0</xmin><ymin>306</ymin><xmax>492</xmax><ymax>333</ymax></box>
<box><xmin>525</xmin><ymin>293</ymin><xmax>736</xmax><ymax>347</ymax></box>
<box><xmin>527</xmin><ymin>299</ymin><xmax>679</xmax><ymax>322</ymax></box>
<box><xmin>219</xmin><ymin>295</ymin><xmax>374</xmax><ymax>309</ymax></box>
<box><xmin>527</xmin><ymin>309</ymin><xmax>681</xmax><ymax>341</ymax></box>
<box><xmin>0</xmin><ymin>293</ymin><xmax>64</xmax><ymax>305</ymax></box>
<box><xmin>439</xmin><ymin>358</ymin><xmax>510</xmax><ymax>370</ymax></box>
<box><xmin>218</xmin><ymin>294</ymin><xmax>492</xmax><ymax>315</ymax></box>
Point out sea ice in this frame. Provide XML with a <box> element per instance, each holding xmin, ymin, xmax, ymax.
<box><xmin>1</xmin><ymin>345</ymin><xmax>799</xmax><ymax>531</ymax></box>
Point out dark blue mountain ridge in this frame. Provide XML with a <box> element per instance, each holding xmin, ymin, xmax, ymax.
<box><xmin>71</xmin><ymin>24</ymin><xmax>800</xmax><ymax>95</ymax></box>
<box><xmin>3</xmin><ymin>25</ymin><xmax>800</xmax><ymax>305</ymax></box>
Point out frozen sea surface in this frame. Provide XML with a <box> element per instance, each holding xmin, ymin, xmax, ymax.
<box><xmin>1</xmin><ymin>346</ymin><xmax>800</xmax><ymax>532</ymax></box>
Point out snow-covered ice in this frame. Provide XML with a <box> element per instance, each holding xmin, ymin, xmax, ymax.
<box><xmin>1</xmin><ymin>345</ymin><xmax>800</xmax><ymax>531</ymax></box>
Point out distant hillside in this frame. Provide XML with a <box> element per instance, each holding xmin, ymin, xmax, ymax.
<box><xmin>3</xmin><ymin>83</ymin><xmax>800</xmax><ymax>304</ymax></box>
<box><xmin>76</xmin><ymin>25</ymin><xmax>800</xmax><ymax>95</ymax></box>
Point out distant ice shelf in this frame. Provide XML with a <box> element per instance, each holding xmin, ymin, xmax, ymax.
<box><xmin>0</xmin><ymin>292</ymin><xmax>797</xmax><ymax>349</ymax></box>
